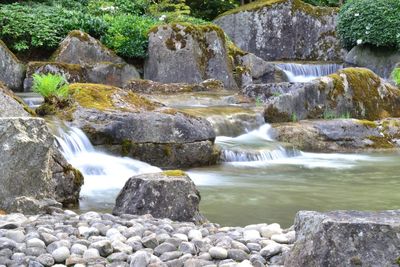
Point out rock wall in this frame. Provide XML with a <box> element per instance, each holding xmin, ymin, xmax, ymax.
<box><xmin>144</xmin><ymin>24</ymin><xmax>238</xmax><ymax>89</ymax></box>
<box><xmin>0</xmin><ymin>40</ymin><xmax>25</xmax><ymax>91</ymax></box>
<box><xmin>214</xmin><ymin>0</ymin><xmax>344</xmax><ymax>61</ymax></box>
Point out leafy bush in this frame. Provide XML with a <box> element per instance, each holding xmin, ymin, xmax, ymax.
<box><xmin>302</xmin><ymin>0</ymin><xmax>340</xmax><ymax>7</ymax></box>
<box><xmin>101</xmin><ymin>14</ymin><xmax>158</xmax><ymax>58</ymax></box>
<box><xmin>337</xmin><ymin>0</ymin><xmax>400</xmax><ymax>49</ymax></box>
<box><xmin>392</xmin><ymin>68</ymin><xmax>400</xmax><ymax>87</ymax></box>
<box><xmin>0</xmin><ymin>3</ymin><xmax>106</xmax><ymax>52</ymax></box>
<box><xmin>187</xmin><ymin>0</ymin><xmax>238</xmax><ymax>20</ymax></box>
<box><xmin>32</xmin><ymin>73</ymin><xmax>69</xmax><ymax>100</ymax></box>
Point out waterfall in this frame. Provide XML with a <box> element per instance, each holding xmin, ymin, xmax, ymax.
<box><xmin>216</xmin><ymin>124</ymin><xmax>300</xmax><ymax>162</ymax></box>
<box><xmin>54</xmin><ymin>126</ymin><xmax>161</xmax><ymax>195</ymax></box>
<box><xmin>15</xmin><ymin>92</ymin><xmax>44</xmax><ymax>109</ymax></box>
<box><xmin>278</xmin><ymin>63</ymin><xmax>343</xmax><ymax>83</ymax></box>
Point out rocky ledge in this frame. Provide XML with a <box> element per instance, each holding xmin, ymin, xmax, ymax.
<box><xmin>0</xmin><ymin>211</ymin><xmax>293</xmax><ymax>267</ymax></box>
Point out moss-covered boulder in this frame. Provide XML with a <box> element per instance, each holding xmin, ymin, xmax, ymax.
<box><xmin>144</xmin><ymin>23</ymin><xmax>238</xmax><ymax>90</ymax></box>
<box><xmin>249</xmin><ymin>68</ymin><xmax>400</xmax><ymax>122</ymax></box>
<box><xmin>52</xmin><ymin>30</ymin><xmax>124</xmax><ymax>65</ymax></box>
<box><xmin>272</xmin><ymin>118</ymin><xmax>400</xmax><ymax>152</ymax></box>
<box><xmin>0</xmin><ymin>117</ymin><xmax>83</xmax><ymax>213</ymax></box>
<box><xmin>47</xmin><ymin>83</ymin><xmax>218</xmax><ymax>169</ymax></box>
<box><xmin>0</xmin><ymin>40</ymin><xmax>25</xmax><ymax>91</ymax></box>
<box><xmin>214</xmin><ymin>0</ymin><xmax>344</xmax><ymax>61</ymax></box>
<box><xmin>24</xmin><ymin>62</ymin><xmax>139</xmax><ymax>91</ymax></box>
<box><xmin>123</xmin><ymin>79</ymin><xmax>225</xmax><ymax>94</ymax></box>
<box><xmin>345</xmin><ymin>45</ymin><xmax>400</xmax><ymax>80</ymax></box>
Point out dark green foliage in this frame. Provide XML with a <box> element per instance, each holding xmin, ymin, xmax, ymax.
<box><xmin>337</xmin><ymin>0</ymin><xmax>400</xmax><ymax>49</ymax></box>
<box><xmin>302</xmin><ymin>0</ymin><xmax>341</xmax><ymax>7</ymax></box>
<box><xmin>187</xmin><ymin>0</ymin><xmax>238</xmax><ymax>20</ymax></box>
<box><xmin>101</xmin><ymin>15</ymin><xmax>159</xmax><ymax>58</ymax></box>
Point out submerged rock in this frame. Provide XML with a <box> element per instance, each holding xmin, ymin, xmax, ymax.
<box><xmin>272</xmin><ymin>118</ymin><xmax>400</xmax><ymax>152</ymax></box>
<box><xmin>113</xmin><ymin>171</ymin><xmax>205</xmax><ymax>223</ymax></box>
<box><xmin>345</xmin><ymin>44</ymin><xmax>400</xmax><ymax>79</ymax></box>
<box><xmin>0</xmin><ymin>40</ymin><xmax>25</xmax><ymax>91</ymax></box>
<box><xmin>285</xmin><ymin>210</ymin><xmax>400</xmax><ymax>266</ymax></box>
<box><xmin>247</xmin><ymin>68</ymin><xmax>400</xmax><ymax>122</ymax></box>
<box><xmin>46</xmin><ymin>83</ymin><xmax>218</xmax><ymax>168</ymax></box>
<box><xmin>24</xmin><ymin>62</ymin><xmax>139</xmax><ymax>91</ymax></box>
<box><xmin>214</xmin><ymin>0</ymin><xmax>344</xmax><ymax>61</ymax></box>
<box><xmin>52</xmin><ymin>30</ymin><xmax>124</xmax><ymax>65</ymax></box>
<box><xmin>0</xmin><ymin>118</ymin><xmax>82</xmax><ymax>213</ymax></box>
<box><xmin>144</xmin><ymin>23</ymin><xmax>238</xmax><ymax>89</ymax></box>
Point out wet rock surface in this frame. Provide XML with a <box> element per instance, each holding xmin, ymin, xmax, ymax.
<box><xmin>286</xmin><ymin>210</ymin><xmax>400</xmax><ymax>267</ymax></box>
<box><xmin>0</xmin><ymin>211</ymin><xmax>293</xmax><ymax>266</ymax></box>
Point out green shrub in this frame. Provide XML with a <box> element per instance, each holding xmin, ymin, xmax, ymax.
<box><xmin>0</xmin><ymin>3</ymin><xmax>106</xmax><ymax>52</ymax></box>
<box><xmin>302</xmin><ymin>0</ymin><xmax>340</xmax><ymax>7</ymax></box>
<box><xmin>32</xmin><ymin>73</ymin><xmax>69</xmax><ymax>100</ymax></box>
<box><xmin>187</xmin><ymin>0</ymin><xmax>238</xmax><ymax>20</ymax></box>
<box><xmin>337</xmin><ymin>0</ymin><xmax>400</xmax><ymax>49</ymax></box>
<box><xmin>392</xmin><ymin>68</ymin><xmax>400</xmax><ymax>87</ymax></box>
<box><xmin>101</xmin><ymin>14</ymin><xmax>158</xmax><ymax>58</ymax></box>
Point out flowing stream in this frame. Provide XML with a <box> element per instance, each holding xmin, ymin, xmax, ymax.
<box><xmin>277</xmin><ymin>63</ymin><xmax>343</xmax><ymax>82</ymax></box>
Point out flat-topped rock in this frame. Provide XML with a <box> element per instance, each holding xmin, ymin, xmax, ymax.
<box><xmin>286</xmin><ymin>210</ymin><xmax>400</xmax><ymax>267</ymax></box>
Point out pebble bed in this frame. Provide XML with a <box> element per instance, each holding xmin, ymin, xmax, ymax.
<box><xmin>0</xmin><ymin>211</ymin><xmax>295</xmax><ymax>267</ymax></box>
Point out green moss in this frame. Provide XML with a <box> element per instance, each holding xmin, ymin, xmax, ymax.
<box><xmin>264</xmin><ymin>106</ymin><xmax>291</xmax><ymax>123</ymax></box>
<box><xmin>367</xmin><ymin>136</ymin><xmax>394</xmax><ymax>149</ymax></box>
<box><xmin>327</xmin><ymin>73</ymin><xmax>344</xmax><ymax>99</ymax></box>
<box><xmin>356</xmin><ymin>119</ymin><xmax>377</xmax><ymax>128</ymax></box>
<box><xmin>121</xmin><ymin>139</ymin><xmax>133</xmax><ymax>156</ymax></box>
<box><xmin>162</xmin><ymin>170</ymin><xmax>186</xmax><ymax>176</ymax></box>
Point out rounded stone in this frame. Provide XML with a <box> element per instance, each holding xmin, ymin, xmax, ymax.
<box><xmin>208</xmin><ymin>247</ymin><xmax>228</xmax><ymax>260</ymax></box>
<box><xmin>52</xmin><ymin>247</ymin><xmax>70</xmax><ymax>263</ymax></box>
<box><xmin>188</xmin><ymin>230</ymin><xmax>202</xmax><ymax>241</ymax></box>
<box><xmin>37</xmin><ymin>253</ymin><xmax>55</xmax><ymax>266</ymax></box>
<box><xmin>6</xmin><ymin>230</ymin><xmax>25</xmax><ymax>243</ymax></box>
<box><xmin>70</xmin><ymin>244</ymin><xmax>87</xmax><ymax>255</ymax></box>
<box><xmin>26</xmin><ymin>238</ymin><xmax>45</xmax><ymax>249</ymax></box>
<box><xmin>83</xmin><ymin>248</ymin><xmax>100</xmax><ymax>260</ymax></box>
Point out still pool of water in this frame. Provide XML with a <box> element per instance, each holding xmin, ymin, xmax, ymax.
<box><xmin>188</xmin><ymin>152</ymin><xmax>400</xmax><ymax>228</ymax></box>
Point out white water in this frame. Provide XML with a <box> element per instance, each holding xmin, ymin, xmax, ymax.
<box><xmin>55</xmin><ymin>126</ymin><xmax>161</xmax><ymax>196</ymax></box>
<box><xmin>212</xmin><ymin>123</ymin><xmax>375</xmax><ymax>169</ymax></box>
<box><xmin>278</xmin><ymin>63</ymin><xmax>343</xmax><ymax>83</ymax></box>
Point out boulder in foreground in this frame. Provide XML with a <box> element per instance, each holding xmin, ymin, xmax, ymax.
<box><xmin>286</xmin><ymin>210</ymin><xmax>400</xmax><ymax>267</ymax></box>
<box><xmin>113</xmin><ymin>171</ymin><xmax>205</xmax><ymax>224</ymax></box>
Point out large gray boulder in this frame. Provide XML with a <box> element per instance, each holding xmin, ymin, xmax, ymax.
<box><xmin>285</xmin><ymin>210</ymin><xmax>400</xmax><ymax>267</ymax></box>
<box><xmin>0</xmin><ymin>40</ymin><xmax>25</xmax><ymax>91</ymax></box>
<box><xmin>52</xmin><ymin>30</ymin><xmax>124</xmax><ymax>64</ymax></box>
<box><xmin>144</xmin><ymin>23</ymin><xmax>238</xmax><ymax>89</ymax></box>
<box><xmin>272</xmin><ymin>118</ymin><xmax>400</xmax><ymax>152</ymax></box>
<box><xmin>113</xmin><ymin>171</ymin><xmax>204</xmax><ymax>223</ymax></box>
<box><xmin>0</xmin><ymin>83</ymin><xmax>31</xmax><ymax>117</ymax></box>
<box><xmin>244</xmin><ymin>68</ymin><xmax>400</xmax><ymax>122</ymax></box>
<box><xmin>0</xmin><ymin>118</ymin><xmax>83</xmax><ymax>213</ymax></box>
<box><xmin>214</xmin><ymin>0</ymin><xmax>344</xmax><ymax>61</ymax></box>
<box><xmin>49</xmin><ymin>83</ymin><xmax>218</xmax><ymax>169</ymax></box>
<box><xmin>24</xmin><ymin>62</ymin><xmax>139</xmax><ymax>91</ymax></box>
<box><xmin>345</xmin><ymin>44</ymin><xmax>400</xmax><ymax>79</ymax></box>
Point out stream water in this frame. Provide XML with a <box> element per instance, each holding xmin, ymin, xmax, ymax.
<box><xmin>19</xmin><ymin>64</ymin><xmax>400</xmax><ymax>228</ymax></box>
<box><xmin>277</xmin><ymin>63</ymin><xmax>343</xmax><ymax>82</ymax></box>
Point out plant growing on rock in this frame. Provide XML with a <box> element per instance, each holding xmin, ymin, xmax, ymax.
<box><xmin>32</xmin><ymin>73</ymin><xmax>69</xmax><ymax>100</ymax></box>
<box><xmin>337</xmin><ymin>0</ymin><xmax>400</xmax><ymax>49</ymax></box>
<box><xmin>392</xmin><ymin>68</ymin><xmax>400</xmax><ymax>87</ymax></box>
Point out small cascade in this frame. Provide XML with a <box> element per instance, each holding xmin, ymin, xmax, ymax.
<box><xmin>216</xmin><ymin>124</ymin><xmax>300</xmax><ymax>162</ymax></box>
<box><xmin>54</xmin><ymin>125</ymin><xmax>161</xmax><ymax>195</ymax></box>
<box><xmin>15</xmin><ymin>92</ymin><xmax>44</xmax><ymax>109</ymax></box>
<box><xmin>278</xmin><ymin>63</ymin><xmax>343</xmax><ymax>83</ymax></box>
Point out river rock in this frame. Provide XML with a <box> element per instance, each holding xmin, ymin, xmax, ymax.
<box><xmin>0</xmin><ymin>40</ymin><xmax>25</xmax><ymax>91</ymax></box>
<box><xmin>23</xmin><ymin>61</ymin><xmax>139</xmax><ymax>91</ymax></box>
<box><xmin>52</xmin><ymin>30</ymin><xmax>124</xmax><ymax>65</ymax></box>
<box><xmin>50</xmin><ymin>83</ymin><xmax>218</xmax><ymax>168</ymax></box>
<box><xmin>272</xmin><ymin>118</ymin><xmax>400</xmax><ymax>152</ymax></box>
<box><xmin>144</xmin><ymin>23</ymin><xmax>238</xmax><ymax>89</ymax></box>
<box><xmin>113</xmin><ymin>171</ymin><xmax>204</xmax><ymax>224</ymax></box>
<box><xmin>0</xmin><ymin>117</ymin><xmax>83</xmax><ymax>213</ymax></box>
<box><xmin>123</xmin><ymin>79</ymin><xmax>224</xmax><ymax>94</ymax></box>
<box><xmin>214</xmin><ymin>0</ymin><xmax>344</xmax><ymax>61</ymax></box>
<box><xmin>0</xmin><ymin>83</ymin><xmax>30</xmax><ymax>117</ymax></box>
<box><xmin>345</xmin><ymin>44</ymin><xmax>400</xmax><ymax>79</ymax></box>
<box><xmin>285</xmin><ymin>210</ymin><xmax>400</xmax><ymax>266</ymax></box>
<box><xmin>251</xmin><ymin>68</ymin><xmax>400</xmax><ymax>122</ymax></box>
